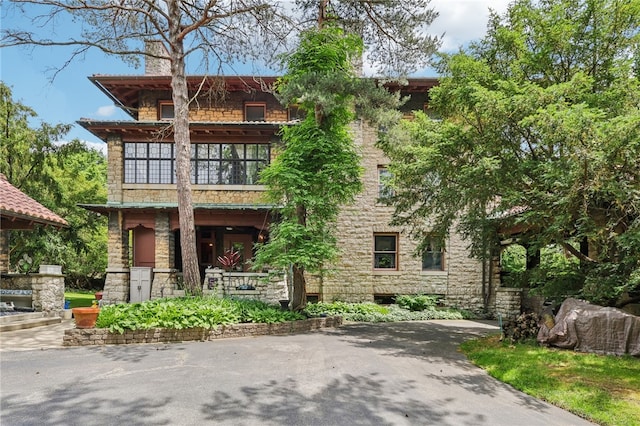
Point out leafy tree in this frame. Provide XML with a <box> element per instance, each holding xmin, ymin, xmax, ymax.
<box><xmin>380</xmin><ymin>0</ymin><xmax>640</xmax><ymax>307</ymax></box>
<box><xmin>298</xmin><ymin>0</ymin><xmax>441</xmax><ymax>76</ymax></box>
<box><xmin>255</xmin><ymin>26</ymin><xmax>400</xmax><ymax>311</ymax></box>
<box><xmin>1</xmin><ymin>82</ymin><xmax>107</xmax><ymax>284</ymax></box>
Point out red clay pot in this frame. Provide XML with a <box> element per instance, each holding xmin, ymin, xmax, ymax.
<box><xmin>72</xmin><ymin>307</ymin><xmax>100</xmax><ymax>329</ymax></box>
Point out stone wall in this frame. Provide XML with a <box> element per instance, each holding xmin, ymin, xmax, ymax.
<box><xmin>137</xmin><ymin>90</ymin><xmax>288</xmax><ymax>122</ymax></box>
<box><xmin>316</xmin><ymin>120</ymin><xmax>493</xmax><ymax>314</ymax></box>
<box><xmin>120</xmin><ymin>187</ymin><xmax>266</xmax><ymax>204</ymax></box>
<box><xmin>63</xmin><ymin>316</ymin><xmax>343</xmax><ymax>346</ymax></box>
<box><xmin>1</xmin><ymin>273</ymin><xmax>65</xmax><ymax>316</ymax></box>
<box><xmin>495</xmin><ymin>288</ymin><xmax>523</xmax><ymax>320</ymax></box>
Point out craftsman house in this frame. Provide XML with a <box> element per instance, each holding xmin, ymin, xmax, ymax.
<box><xmin>79</xmin><ymin>57</ymin><xmax>518</xmax><ymax>316</ymax></box>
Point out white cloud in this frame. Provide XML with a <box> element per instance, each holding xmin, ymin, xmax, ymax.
<box><xmin>430</xmin><ymin>0</ymin><xmax>511</xmax><ymax>52</ymax></box>
<box><xmin>96</xmin><ymin>105</ymin><xmax>117</xmax><ymax>117</ymax></box>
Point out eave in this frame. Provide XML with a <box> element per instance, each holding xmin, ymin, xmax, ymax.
<box><xmin>77</xmin><ymin>120</ymin><xmax>289</xmax><ymax>143</ymax></box>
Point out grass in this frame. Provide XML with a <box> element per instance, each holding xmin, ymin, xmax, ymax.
<box><xmin>460</xmin><ymin>335</ymin><xmax>640</xmax><ymax>426</ymax></box>
<box><xmin>64</xmin><ymin>291</ymin><xmax>98</xmax><ymax>308</ymax></box>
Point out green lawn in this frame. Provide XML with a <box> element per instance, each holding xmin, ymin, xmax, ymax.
<box><xmin>64</xmin><ymin>291</ymin><xmax>97</xmax><ymax>308</ymax></box>
<box><xmin>460</xmin><ymin>335</ymin><xmax>640</xmax><ymax>426</ymax></box>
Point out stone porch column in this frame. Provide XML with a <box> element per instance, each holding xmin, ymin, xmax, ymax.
<box><xmin>151</xmin><ymin>211</ymin><xmax>176</xmax><ymax>298</ymax></box>
<box><xmin>0</xmin><ymin>229</ymin><xmax>9</xmax><ymax>274</ymax></box>
<box><xmin>103</xmin><ymin>210</ymin><xmax>130</xmax><ymax>304</ymax></box>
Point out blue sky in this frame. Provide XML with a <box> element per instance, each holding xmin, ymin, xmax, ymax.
<box><xmin>1</xmin><ymin>1</ymin><xmax>509</xmax><ymax>153</ymax></box>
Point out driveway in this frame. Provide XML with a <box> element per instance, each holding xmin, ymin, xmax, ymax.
<box><xmin>0</xmin><ymin>320</ymin><xmax>593</xmax><ymax>425</ymax></box>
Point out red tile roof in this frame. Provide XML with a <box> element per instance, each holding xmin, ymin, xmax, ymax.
<box><xmin>0</xmin><ymin>174</ymin><xmax>68</xmax><ymax>228</ymax></box>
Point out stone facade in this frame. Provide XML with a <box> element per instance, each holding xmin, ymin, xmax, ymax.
<box><xmin>63</xmin><ymin>316</ymin><xmax>342</xmax><ymax>346</ymax></box>
<box><xmin>88</xmin><ymin>74</ymin><xmax>520</xmax><ymax>317</ymax></box>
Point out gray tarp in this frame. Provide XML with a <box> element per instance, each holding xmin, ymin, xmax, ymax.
<box><xmin>538</xmin><ymin>298</ymin><xmax>640</xmax><ymax>356</ymax></box>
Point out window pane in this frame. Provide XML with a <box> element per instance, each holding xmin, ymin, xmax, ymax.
<box><xmin>196</xmin><ymin>161</ymin><xmax>209</xmax><ymax>184</ymax></box>
<box><xmin>257</xmin><ymin>145</ymin><xmax>269</xmax><ymax>160</ymax></box>
<box><xmin>422</xmin><ymin>252</ymin><xmax>442</xmax><ymax>270</ymax></box>
<box><xmin>160</xmin><ymin>160</ymin><xmax>173</xmax><ymax>183</ymax></box>
<box><xmin>149</xmin><ymin>143</ymin><xmax>160</xmax><ymax>158</ymax></box>
<box><xmin>197</xmin><ymin>144</ymin><xmax>208</xmax><ymax>159</ymax></box>
<box><xmin>375</xmin><ymin>235</ymin><xmax>396</xmax><ymax>252</ymax></box>
<box><xmin>136</xmin><ymin>144</ymin><xmax>147</xmax><ymax>158</ymax></box>
<box><xmin>125</xmin><ymin>143</ymin><xmax>135</xmax><ymax>158</ymax></box>
<box><xmin>245</xmin><ymin>144</ymin><xmax>258</xmax><ymax>159</ymax></box>
<box><xmin>209</xmin><ymin>144</ymin><xmax>220</xmax><ymax>159</ymax></box>
<box><xmin>160</xmin><ymin>144</ymin><xmax>172</xmax><ymax>159</ymax></box>
<box><xmin>245</xmin><ymin>105</ymin><xmax>265</xmax><ymax>121</ymax></box>
<box><xmin>207</xmin><ymin>161</ymin><xmax>220</xmax><ymax>184</ymax></box>
<box><xmin>375</xmin><ymin>253</ymin><xmax>396</xmax><ymax>269</ymax></box>
<box><xmin>124</xmin><ymin>160</ymin><xmax>135</xmax><ymax>183</ymax></box>
<box><xmin>135</xmin><ymin>160</ymin><xmax>147</xmax><ymax>183</ymax></box>
<box><xmin>149</xmin><ymin>160</ymin><xmax>161</xmax><ymax>183</ymax></box>
<box><xmin>160</xmin><ymin>103</ymin><xmax>174</xmax><ymax>119</ymax></box>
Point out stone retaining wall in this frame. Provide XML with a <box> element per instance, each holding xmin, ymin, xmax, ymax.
<box><xmin>63</xmin><ymin>316</ymin><xmax>342</xmax><ymax>346</ymax></box>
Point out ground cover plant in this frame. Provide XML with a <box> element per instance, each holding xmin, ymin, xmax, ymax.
<box><xmin>95</xmin><ymin>297</ymin><xmax>305</xmax><ymax>334</ymax></box>
<box><xmin>64</xmin><ymin>291</ymin><xmax>96</xmax><ymax>308</ymax></box>
<box><xmin>461</xmin><ymin>335</ymin><xmax>640</xmax><ymax>426</ymax></box>
<box><xmin>304</xmin><ymin>297</ymin><xmax>473</xmax><ymax>322</ymax></box>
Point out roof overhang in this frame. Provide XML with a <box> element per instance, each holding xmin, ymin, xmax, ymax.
<box><xmin>77</xmin><ymin>120</ymin><xmax>288</xmax><ymax>142</ymax></box>
<box><xmin>79</xmin><ymin>202</ymin><xmax>276</xmax><ymax>215</ymax></box>
<box><xmin>89</xmin><ymin>75</ymin><xmax>279</xmax><ymax>119</ymax></box>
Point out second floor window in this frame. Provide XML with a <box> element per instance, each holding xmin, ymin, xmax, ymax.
<box><xmin>159</xmin><ymin>101</ymin><xmax>174</xmax><ymax>120</ymax></box>
<box><xmin>245</xmin><ymin>103</ymin><xmax>266</xmax><ymax>121</ymax></box>
<box><xmin>378</xmin><ymin>166</ymin><xmax>394</xmax><ymax>200</ymax></box>
<box><xmin>124</xmin><ymin>142</ymin><xmax>269</xmax><ymax>185</ymax></box>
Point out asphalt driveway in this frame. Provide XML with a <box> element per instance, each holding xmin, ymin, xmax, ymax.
<box><xmin>0</xmin><ymin>320</ymin><xmax>593</xmax><ymax>425</ymax></box>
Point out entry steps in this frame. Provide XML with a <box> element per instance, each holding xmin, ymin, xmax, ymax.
<box><xmin>0</xmin><ymin>312</ymin><xmax>62</xmax><ymax>332</ymax></box>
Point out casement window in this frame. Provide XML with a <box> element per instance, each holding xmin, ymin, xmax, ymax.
<box><xmin>124</xmin><ymin>142</ymin><xmax>269</xmax><ymax>185</ymax></box>
<box><xmin>422</xmin><ymin>237</ymin><xmax>445</xmax><ymax>271</ymax></box>
<box><xmin>245</xmin><ymin>102</ymin><xmax>266</xmax><ymax>122</ymax></box>
<box><xmin>374</xmin><ymin>233</ymin><xmax>398</xmax><ymax>270</ymax></box>
<box><xmin>378</xmin><ymin>166</ymin><xmax>394</xmax><ymax>200</ymax></box>
<box><xmin>158</xmin><ymin>101</ymin><xmax>175</xmax><ymax>120</ymax></box>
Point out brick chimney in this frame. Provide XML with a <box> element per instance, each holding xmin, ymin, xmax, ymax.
<box><xmin>145</xmin><ymin>40</ymin><xmax>171</xmax><ymax>75</ymax></box>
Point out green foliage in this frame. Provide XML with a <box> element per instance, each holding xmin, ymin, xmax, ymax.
<box><xmin>303</xmin><ymin>300</ymin><xmax>471</xmax><ymax>322</ymax></box>
<box><xmin>0</xmin><ymin>83</ymin><xmax>108</xmax><ymax>283</ymax></box>
<box><xmin>394</xmin><ymin>294</ymin><xmax>441</xmax><ymax>311</ymax></box>
<box><xmin>95</xmin><ymin>297</ymin><xmax>305</xmax><ymax>333</ymax></box>
<box><xmin>500</xmin><ymin>245</ymin><xmax>526</xmax><ymax>273</ymax></box>
<box><xmin>381</xmin><ymin>0</ymin><xmax>640</xmax><ymax>306</ymax></box>
<box><xmin>461</xmin><ymin>336</ymin><xmax>640</xmax><ymax>426</ymax></box>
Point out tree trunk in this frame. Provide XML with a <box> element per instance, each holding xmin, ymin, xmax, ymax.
<box><xmin>291</xmin><ymin>263</ymin><xmax>307</xmax><ymax>311</ymax></box>
<box><xmin>168</xmin><ymin>0</ymin><xmax>201</xmax><ymax>295</ymax></box>
<box><xmin>290</xmin><ymin>203</ymin><xmax>308</xmax><ymax>311</ymax></box>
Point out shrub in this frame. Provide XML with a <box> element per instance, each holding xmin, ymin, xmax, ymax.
<box><xmin>304</xmin><ymin>301</ymin><xmax>471</xmax><ymax>322</ymax></box>
<box><xmin>394</xmin><ymin>294</ymin><xmax>440</xmax><ymax>311</ymax></box>
<box><xmin>95</xmin><ymin>296</ymin><xmax>305</xmax><ymax>333</ymax></box>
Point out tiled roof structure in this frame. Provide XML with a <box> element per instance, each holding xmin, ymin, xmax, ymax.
<box><xmin>0</xmin><ymin>173</ymin><xmax>68</xmax><ymax>229</ymax></box>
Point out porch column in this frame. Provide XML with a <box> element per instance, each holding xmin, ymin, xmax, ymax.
<box><xmin>0</xmin><ymin>229</ymin><xmax>9</xmax><ymax>274</ymax></box>
<box><xmin>151</xmin><ymin>211</ymin><xmax>176</xmax><ymax>298</ymax></box>
<box><xmin>103</xmin><ymin>211</ymin><xmax>130</xmax><ymax>304</ymax></box>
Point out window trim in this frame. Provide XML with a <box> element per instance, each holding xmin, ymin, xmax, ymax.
<box><xmin>244</xmin><ymin>102</ymin><xmax>266</xmax><ymax>122</ymax></box>
<box><xmin>373</xmin><ymin>233</ymin><xmax>399</xmax><ymax>271</ymax></box>
<box><xmin>158</xmin><ymin>101</ymin><xmax>175</xmax><ymax>120</ymax></box>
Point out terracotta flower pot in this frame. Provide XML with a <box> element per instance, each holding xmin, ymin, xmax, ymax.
<box><xmin>72</xmin><ymin>307</ymin><xmax>100</xmax><ymax>329</ymax></box>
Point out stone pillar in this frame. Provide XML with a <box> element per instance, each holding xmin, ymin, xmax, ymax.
<box><xmin>0</xmin><ymin>229</ymin><xmax>9</xmax><ymax>274</ymax></box>
<box><xmin>103</xmin><ymin>211</ymin><xmax>130</xmax><ymax>304</ymax></box>
<box><xmin>32</xmin><ymin>273</ymin><xmax>65</xmax><ymax>317</ymax></box>
<box><xmin>107</xmin><ymin>135</ymin><xmax>123</xmax><ymax>204</ymax></box>
<box><xmin>152</xmin><ymin>212</ymin><xmax>176</xmax><ymax>298</ymax></box>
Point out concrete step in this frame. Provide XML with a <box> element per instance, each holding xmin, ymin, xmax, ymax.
<box><xmin>0</xmin><ymin>315</ymin><xmax>62</xmax><ymax>332</ymax></box>
<box><xmin>0</xmin><ymin>312</ymin><xmax>43</xmax><ymax>324</ymax></box>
